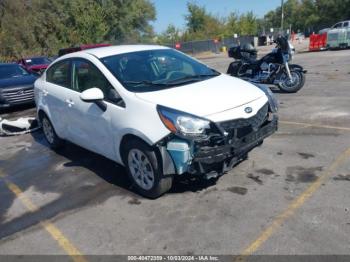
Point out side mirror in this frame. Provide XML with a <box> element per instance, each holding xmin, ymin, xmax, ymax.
<box><xmin>80</xmin><ymin>87</ymin><xmax>104</xmax><ymax>102</ymax></box>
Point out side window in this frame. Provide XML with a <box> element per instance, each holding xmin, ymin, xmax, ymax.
<box><xmin>47</xmin><ymin>61</ymin><xmax>71</xmax><ymax>88</ymax></box>
<box><xmin>72</xmin><ymin>59</ymin><xmax>125</xmax><ymax>107</ymax></box>
<box><xmin>333</xmin><ymin>23</ymin><xmax>343</xmax><ymax>29</ymax></box>
<box><xmin>343</xmin><ymin>22</ymin><xmax>349</xmax><ymax>28</ymax></box>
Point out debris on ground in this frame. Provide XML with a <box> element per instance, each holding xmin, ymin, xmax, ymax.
<box><xmin>0</xmin><ymin>117</ymin><xmax>40</xmax><ymax>136</ymax></box>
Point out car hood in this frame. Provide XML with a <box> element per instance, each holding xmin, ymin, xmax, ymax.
<box><xmin>0</xmin><ymin>75</ymin><xmax>37</xmax><ymax>89</ymax></box>
<box><xmin>135</xmin><ymin>74</ymin><xmax>265</xmax><ymax>117</ymax></box>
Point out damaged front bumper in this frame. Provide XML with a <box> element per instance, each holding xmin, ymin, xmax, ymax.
<box><xmin>191</xmin><ymin>115</ymin><xmax>278</xmax><ymax>178</ymax></box>
<box><xmin>158</xmin><ymin>107</ymin><xmax>278</xmax><ymax>179</ymax></box>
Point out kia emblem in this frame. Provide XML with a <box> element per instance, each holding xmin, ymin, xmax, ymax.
<box><xmin>245</xmin><ymin>107</ymin><xmax>253</xmax><ymax>114</ymax></box>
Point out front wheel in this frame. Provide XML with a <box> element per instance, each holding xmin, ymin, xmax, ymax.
<box><xmin>278</xmin><ymin>70</ymin><xmax>305</xmax><ymax>93</ymax></box>
<box><xmin>123</xmin><ymin>139</ymin><xmax>173</xmax><ymax>199</ymax></box>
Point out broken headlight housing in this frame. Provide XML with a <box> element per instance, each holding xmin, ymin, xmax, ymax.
<box><xmin>157</xmin><ymin>105</ymin><xmax>212</xmax><ymax>138</ymax></box>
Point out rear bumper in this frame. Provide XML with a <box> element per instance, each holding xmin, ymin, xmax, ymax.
<box><xmin>190</xmin><ymin>115</ymin><xmax>278</xmax><ymax>176</ymax></box>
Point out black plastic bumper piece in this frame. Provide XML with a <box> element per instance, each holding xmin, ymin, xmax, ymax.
<box><xmin>191</xmin><ymin>116</ymin><xmax>278</xmax><ymax>177</ymax></box>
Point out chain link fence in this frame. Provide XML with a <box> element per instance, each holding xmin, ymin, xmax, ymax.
<box><xmin>166</xmin><ymin>36</ymin><xmax>256</xmax><ymax>55</ymax></box>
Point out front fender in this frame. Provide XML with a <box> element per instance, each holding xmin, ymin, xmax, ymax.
<box><xmin>289</xmin><ymin>64</ymin><xmax>307</xmax><ymax>73</ymax></box>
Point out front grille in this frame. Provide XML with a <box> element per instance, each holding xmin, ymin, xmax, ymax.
<box><xmin>2</xmin><ymin>86</ymin><xmax>34</xmax><ymax>104</ymax></box>
<box><xmin>219</xmin><ymin>103</ymin><xmax>269</xmax><ymax>138</ymax></box>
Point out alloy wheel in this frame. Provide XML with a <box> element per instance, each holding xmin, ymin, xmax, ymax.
<box><xmin>127</xmin><ymin>149</ymin><xmax>155</xmax><ymax>190</ymax></box>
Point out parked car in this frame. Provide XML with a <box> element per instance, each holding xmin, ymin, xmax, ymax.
<box><xmin>58</xmin><ymin>43</ymin><xmax>111</xmax><ymax>57</ymax></box>
<box><xmin>0</xmin><ymin>63</ymin><xmax>38</xmax><ymax>109</ymax></box>
<box><xmin>319</xmin><ymin>28</ymin><xmax>330</xmax><ymax>35</ymax></box>
<box><xmin>17</xmin><ymin>56</ymin><xmax>52</xmax><ymax>74</ymax></box>
<box><xmin>327</xmin><ymin>20</ymin><xmax>350</xmax><ymax>49</ymax></box>
<box><xmin>34</xmin><ymin>45</ymin><xmax>278</xmax><ymax>198</ymax></box>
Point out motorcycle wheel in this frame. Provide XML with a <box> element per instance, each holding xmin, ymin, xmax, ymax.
<box><xmin>279</xmin><ymin>70</ymin><xmax>305</xmax><ymax>93</ymax></box>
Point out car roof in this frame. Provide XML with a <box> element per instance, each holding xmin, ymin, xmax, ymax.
<box><xmin>81</xmin><ymin>45</ymin><xmax>170</xmax><ymax>59</ymax></box>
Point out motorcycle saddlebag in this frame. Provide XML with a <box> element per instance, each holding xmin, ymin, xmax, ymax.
<box><xmin>227</xmin><ymin>61</ymin><xmax>242</xmax><ymax>76</ymax></box>
<box><xmin>228</xmin><ymin>46</ymin><xmax>242</xmax><ymax>59</ymax></box>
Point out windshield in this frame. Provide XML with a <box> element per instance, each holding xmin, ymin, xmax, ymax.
<box><xmin>25</xmin><ymin>57</ymin><xmax>51</xmax><ymax>66</ymax></box>
<box><xmin>101</xmin><ymin>49</ymin><xmax>220</xmax><ymax>92</ymax></box>
<box><xmin>0</xmin><ymin>64</ymin><xmax>30</xmax><ymax>79</ymax></box>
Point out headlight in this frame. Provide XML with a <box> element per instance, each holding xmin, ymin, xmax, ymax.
<box><xmin>157</xmin><ymin>105</ymin><xmax>211</xmax><ymax>138</ymax></box>
<box><xmin>253</xmin><ymin>84</ymin><xmax>278</xmax><ymax>113</ymax></box>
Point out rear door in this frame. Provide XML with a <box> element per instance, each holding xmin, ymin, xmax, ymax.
<box><xmin>44</xmin><ymin>60</ymin><xmax>72</xmax><ymax>138</ymax></box>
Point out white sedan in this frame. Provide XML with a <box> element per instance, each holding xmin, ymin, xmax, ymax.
<box><xmin>34</xmin><ymin>45</ymin><xmax>278</xmax><ymax>198</ymax></box>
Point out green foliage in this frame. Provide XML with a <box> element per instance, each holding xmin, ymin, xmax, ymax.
<box><xmin>185</xmin><ymin>3</ymin><xmax>207</xmax><ymax>33</ymax></box>
<box><xmin>0</xmin><ymin>0</ymin><xmax>156</xmax><ymax>60</ymax></box>
<box><xmin>158</xmin><ymin>2</ymin><xmax>259</xmax><ymax>44</ymax></box>
<box><xmin>158</xmin><ymin>0</ymin><xmax>350</xmax><ymax>44</ymax></box>
<box><xmin>263</xmin><ymin>0</ymin><xmax>350</xmax><ymax>32</ymax></box>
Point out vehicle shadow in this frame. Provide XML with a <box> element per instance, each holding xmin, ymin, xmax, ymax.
<box><xmin>170</xmin><ymin>178</ymin><xmax>217</xmax><ymax>194</ymax></box>
<box><xmin>269</xmin><ymin>86</ymin><xmax>286</xmax><ymax>94</ymax></box>
<box><xmin>31</xmin><ymin>131</ymin><xmax>217</xmax><ymax>196</ymax></box>
<box><xmin>30</xmin><ymin>131</ymin><xmax>133</xmax><ymax>192</ymax></box>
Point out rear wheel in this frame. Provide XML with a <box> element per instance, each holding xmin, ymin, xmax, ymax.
<box><xmin>123</xmin><ymin>139</ymin><xmax>173</xmax><ymax>199</ymax></box>
<box><xmin>279</xmin><ymin>70</ymin><xmax>305</xmax><ymax>93</ymax></box>
<box><xmin>40</xmin><ymin>114</ymin><xmax>64</xmax><ymax>149</ymax></box>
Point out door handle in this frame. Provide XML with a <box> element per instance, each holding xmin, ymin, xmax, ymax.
<box><xmin>65</xmin><ymin>99</ymin><xmax>74</xmax><ymax>107</ymax></box>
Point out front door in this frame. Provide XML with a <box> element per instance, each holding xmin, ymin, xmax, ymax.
<box><xmin>63</xmin><ymin>59</ymin><xmax>119</xmax><ymax>159</ymax></box>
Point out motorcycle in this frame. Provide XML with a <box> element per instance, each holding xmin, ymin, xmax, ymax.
<box><xmin>227</xmin><ymin>36</ymin><xmax>306</xmax><ymax>93</ymax></box>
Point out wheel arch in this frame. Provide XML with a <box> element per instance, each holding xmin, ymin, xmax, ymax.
<box><xmin>37</xmin><ymin>108</ymin><xmax>62</xmax><ymax>138</ymax></box>
<box><xmin>118</xmin><ymin>133</ymin><xmax>176</xmax><ymax>176</ymax></box>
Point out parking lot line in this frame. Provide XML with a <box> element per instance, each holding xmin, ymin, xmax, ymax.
<box><xmin>236</xmin><ymin>146</ymin><xmax>350</xmax><ymax>259</ymax></box>
<box><xmin>280</xmin><ymin>120</ymin><xmax>350</xmax><ymax>132</ymax></box>
<box><xmin>0</xmin><ymin>170</ymin><xmax>87</xmax><ymax>262</ymax></box>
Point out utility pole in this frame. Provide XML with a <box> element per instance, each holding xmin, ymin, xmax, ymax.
<box><xmin>281</xmin><ymin>0</ymin><xmax>284</xmax><ymax>32</ymax></box>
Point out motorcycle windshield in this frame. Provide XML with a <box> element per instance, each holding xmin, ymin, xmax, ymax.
<box><xmin>277</xmin><ymin>37</ymin><xmax>290</xmax><ymax>53</ymax></box>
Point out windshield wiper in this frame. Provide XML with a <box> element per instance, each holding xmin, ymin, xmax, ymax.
<box><xmin>123</xmin><ymin>80</ymin><xmax>176</xmax><ymax>87</ymax></box>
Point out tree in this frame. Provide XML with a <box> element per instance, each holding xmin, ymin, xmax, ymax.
<box><xmin>225</xmin><ymin>12</ymin><xmax>239</xmax><ymax>36</ymax></box>
<box><xmin>183</xmin><ymin>2</ymin><xmax>225</xmax><ymax>41</ymax></box>
<box><xmin>237</xmin><ymin>12</ymin><xmax>258</xmax><ymax>36</ymax></box>
<box><xmin>263</xmin><ymin>0</ymin><xmax>350</xmax><ymax>33</ymax></box>
<box><xmin>185</xmin><ymin>2</ymin><xmax>207</xmax><ymax>34</ymax></box>
<box><xmin>0</xmin><ymin>0</ymin><xmax>156</xmax><ymax>60</ymax></box>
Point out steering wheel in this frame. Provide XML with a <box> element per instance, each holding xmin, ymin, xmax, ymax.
<box><xmin>166</xmin><ymin>71</ymin><xmax>188</xmax><ymax>81</ymax></box>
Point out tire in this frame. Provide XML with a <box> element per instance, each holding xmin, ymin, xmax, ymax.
<box><xmin>278</xmin><ymin>69</ymin><xmax>305</xmax><ymax>93</ymax></box>
<box><xmin>122</xmin><ymin>139</ymin><xmax>173</xmax><ymax>199</ymax></box>
<box><xmin>40</xmin><ymin>114</ymin><xmax>64</xmax><ymax>149</ymax></box>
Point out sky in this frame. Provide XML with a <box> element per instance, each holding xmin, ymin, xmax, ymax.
<box><xmin>151</xmin><ymin>0</ymin><xmax>282</xmax><ymax>33</ymax></box>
